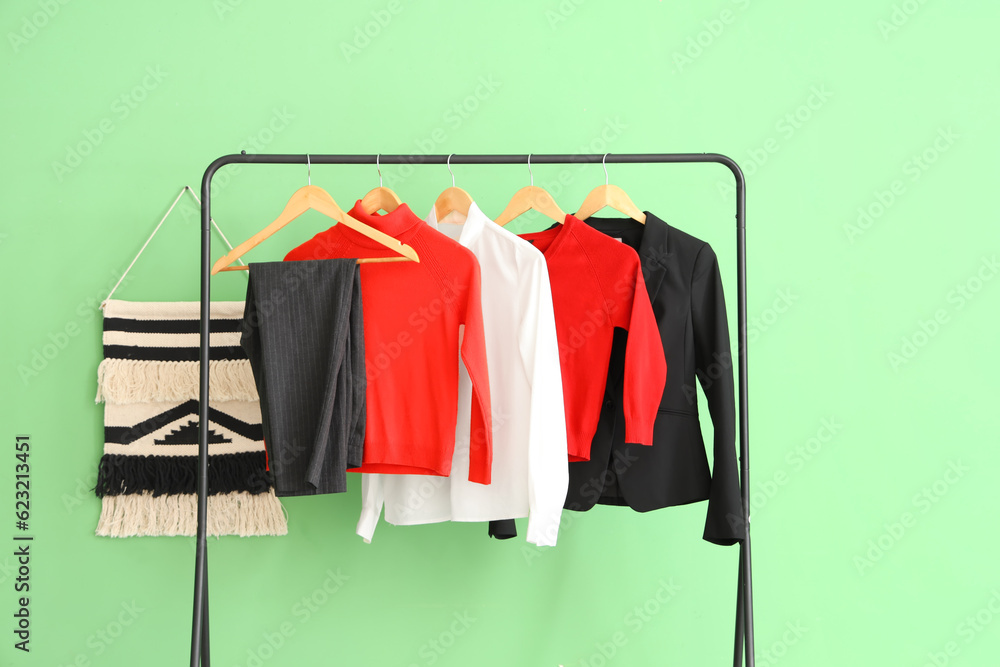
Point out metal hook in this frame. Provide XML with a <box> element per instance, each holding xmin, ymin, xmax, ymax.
<box><xmin>528</xmin><ymin>153</ymin><xmax>534</xmax><ymax>187</ymax></box>
<box><xmin>377</xmin><ymin>153</ymin><xmax>382</xmax><ymax>187</ymax></box>
<box><xmin>603</xmin><ymin>153</ymin><xmax>609</xmax><ymax>185</ymax></box>
<box><xmin>306</xmin><ymin>154</ymin><xmax>311</xmax><ymax>186</ymax></box>
<box><xmin>447</xmin><ymin>154</ymin><xmax>456</xmax><ymax>188</ymax></box>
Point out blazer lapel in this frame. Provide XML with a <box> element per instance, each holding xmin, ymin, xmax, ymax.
<box><xmin>637</xmin><ymin>211</ymin><xmax>671</xmax><ymax>303</ymax></box>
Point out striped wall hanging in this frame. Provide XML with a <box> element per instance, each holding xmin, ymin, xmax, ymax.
<box><xmin>94</xmin><ymin>299</ymin><xmax>287</xmax><ymax>537</ymax></box>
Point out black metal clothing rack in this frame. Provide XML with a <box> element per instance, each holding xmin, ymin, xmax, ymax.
<box><xmin>193</xmin><ymin>153</ymin><xmax>754</xmax><ymax>667</ymax></box>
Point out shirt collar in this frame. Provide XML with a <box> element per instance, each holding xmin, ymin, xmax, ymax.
<box><xmin>425</xmin><ymin>200</ymin><xmax>489</xmax><ymax>247</ymax></box>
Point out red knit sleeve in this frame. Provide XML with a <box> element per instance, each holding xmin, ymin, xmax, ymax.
<box><xmin>614</xmin><ymin>257</ymin><xmax>666</xmax><ymax>446</ymax></box>
<box><xmin>460</xmin><ymin>256</ymin><xmax>493</xmax><ymax>485</ymax></box>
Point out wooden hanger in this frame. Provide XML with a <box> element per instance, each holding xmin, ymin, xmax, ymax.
<box><xmin>211</xmin><ymin>158</ymin><xmax>419</xmax><ymax>275</ymax></box>
<box><xmin>576</xmin><ymin>154</ymin><xmax>646</xmax><ymax>224</ymax></box>
<box><xmin>434</xmin><ymin>155</ymin><xmax>473</xmax><ymax>220</ymax></box>
<box><xmin>360</xmin><ymin>154</ymin><xmax>402</xmax><ymax>214</ymax></box>
<box><xmin>494</xmin><ymin>154</ymin><xmax>566</xmax><ymax>226</ymax></box>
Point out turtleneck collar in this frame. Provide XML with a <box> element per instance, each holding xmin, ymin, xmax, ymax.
<box><xmin>344</xmin><ymin>200</ymin><xmax>425</xmax><ymax>248</ymax></box>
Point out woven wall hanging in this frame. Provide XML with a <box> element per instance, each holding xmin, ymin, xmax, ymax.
<box><xmin>92</xmin><ymin>187</ymin><xmax>286</xmax><ymax>537</ymax></box>
<box><xmin>94</xmin><ymin>300</ymin><xmax>287</xmax><ymax>537</ymax></box>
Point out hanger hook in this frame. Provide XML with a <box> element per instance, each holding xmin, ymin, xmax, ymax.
<box><xmin>528</xmin><ymin>153</ymin><xmax>534</xmax><ymax>187</ymax></box>
<box><xmin>447</xmin><ymin>154</ymin><xmax>456</xmax><ymax>188</ymax></box>
<box><xmin>377</xmin><ymin>153</ymin><xmax>383</xmax><ymax>187</ymax></box>
<box><xmin>603</xmin><ymin>153</ymin><xmax>609</xmax><ymax>185</ymax></box>
<box><xmin>306</xmin><ymin>154</ymin><xmax>311</xmax><ymax>186</ymax></box>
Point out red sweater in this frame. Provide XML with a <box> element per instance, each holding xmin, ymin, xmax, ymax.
<box><xmin>519</xmin><ymin>214</ymin><xmax>666</xmax><ymax>461</ymax></box>
<box><xmin>284</xmin><ymin>202</ymin><xmax>492</xmax><ymax>484</ymax></box>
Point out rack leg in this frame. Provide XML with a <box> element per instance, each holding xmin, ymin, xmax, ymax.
<box><xmin>191</xmin><ymin>533</ymin><xmax>210</xmax><ymax>666</ymax></box>
<box><xmin>742</xmin><ymin>537</ymin><xmax>755</xmax><ymax>666</ymax></box>
<box><xmin>202</xmin><ymin>560</ymin><xmax>210</xmax><ymax>667</ymax></box>
<box><xmin>192</xmin><ymin>171</ymin><xmax>213</xmax><ymax>667</ymax></box>
<box><xmin>733</xmin><ymin>548</ymin><xmax>745</xmax><ymax>667</ymax></box>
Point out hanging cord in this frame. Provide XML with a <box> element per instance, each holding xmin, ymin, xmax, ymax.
<box><xmin>184</xmin><ymin>186</ymin><xmax>244</xmax><ymax>260</ymax></box>
<box><xmin>101</xmin><ymin>186</ymin><xmax>245</xmax><ymax>309</ymax></box>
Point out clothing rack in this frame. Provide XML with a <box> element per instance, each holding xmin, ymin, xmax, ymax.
<box><xmin>192</xmin><ymin>153</ymin><xmax>754</xmax><ymax>667</ymax></box>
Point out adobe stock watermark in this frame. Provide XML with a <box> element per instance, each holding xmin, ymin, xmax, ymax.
<box><xmin>380</xmin><ymin>75</ymin><xmax>503</xmax><ymax>190</ymax></box>
<box><xmin>544</xmin><ymin>0</ymin><xmax>588</xmax><ymax>29</ymax></box>
<box><xmin>756</xmin><ymin>620</ymin><xmax>809</xmax><ymax>667</ymax></box>
<box><xmin>62</xmin><ymin>471</ymin><xmax>99</xmax><ymax>514</ymax></box>
<box><xmin>17</xmin><ymin>269</ymin><xmax>134</xmax><ymax>386</ymax></box>
<box><xmin>674</xmin><ymin>287</ymin><xmax>752</xmax><ymax>403</ymax></box>
<box><xmin>742</xmin><ymin>417</ymin><xmax>843</xmax><ymax>519</ymax></box>
<box><xmin>571</xmin><ymin>578</ymin><xmax>681</xmax><ymax>667</ymax></box>
<box><xmin>363</xmin><ymin>277</ymin><xmax>468</xmax><ymax>383</ymax></box>
<box><xmin>853</xmin><ymin>460</ymin><xmax>969</xmax><ymax>575</ymax></box>
<box><xmin>747</xmin><ymin>288</ymin><xmax>799</xmax><ymax>345</ymax></box>
<box><xmin>877</xmin><ymin>0</ymin><xmax>932</xmax><ymax>40</ymax></box>
<box><xmin>387</xmin><ymin>113</ymin><xmax>624</xmax><ymax>202</ymax></box>
<box><xmin>213</xmin><ymin>0</ymin><xmax>256</xmax><ymax>20</ymax></box>
<box><xmin>51</xmin><ymin>65</ymin><xmax>169</xmax><ymax>182</ymax></box>
<box><xmin>405</xmin><ymin>611</ymin><xmax>477</xmax><ymax>667</ymax></box>
<box><xmin>671</xmin><ymin>0</ymin><xmax>753</xmax><ymax>74</ymax></box>
<box><xmin>390</xmin><ymin>405</ymin><xmax>513</xmax><ymax>521</ymax></box>
<box><xmin>523</xmin><ymin>445</ymin><xmax>642</xmax><ymax>564</ymax></box>
<box><xmin>526</xmin><ymin>117</ymin><xmax>629</xmax><ymax>204</ymax></box>
<box><xmin>236</xmin><ymin>107</ymin><xmax>296</xmax><ymax>156</ymax></box>
<box><xmin>339</xmin><ymin>0</ymin><xmax>407</xmax><ymax>63</ymax></box>
<box><xmin>521</xmin><ymin>501</ymin><xmax>586</xmax><ymax>565</ymax></box>
<box><xmin>843</xmin><ymin>126</ymin><xmax>958</xmax><ymax>243</ymax></box>
<box><xmin>7</xmin><ymin>0</ymin><xmax>73</xmax><ymax>54</ymax></box>
<box><xmin>176</xmin><ymin>107</ymin><xmax>297</xmax><ymax>225</ymax></box>
<box><xmin>887</xmin><ymin>254</ymin><xmax>998</xmax><ymax>371</ymax></box>
<box><xmin>920</xmin><ymin>589</ymin><xmax>1000</xmax><ymax>667</ymax></box>
<box><xmin>0</xmin><ymin>557</ymin><xmax>15</xmax><ymax>585</ymax></box>
<box><xmin>390</xmin><ymin>113</ymin><xmax>625</xmax><ymax>199</ymax></box>
<box><xmin>55</xmin><ymin>601</ymin><xmax>146</xmax><ymax>667</ymax></box>
<box><xmin>235</xmin><ymin>568</ymin><xmax>350</xmax><ymax>667</ymax></box>
<box><xmin>718</xmin><ymin>85</ymin><xmax>833</xmax><ymax>199</ymax></box>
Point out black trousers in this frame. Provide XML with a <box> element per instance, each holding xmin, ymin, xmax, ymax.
<box><xmin>240</xmin><ymin>259</ymin><xmax>365</xmax><ymax>496</ymax></box>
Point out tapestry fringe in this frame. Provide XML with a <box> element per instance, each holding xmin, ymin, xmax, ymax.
<box><xmin>95</xmin><ymin>452</ymin><xmax>270</xmax><ymax>497</ymax></box>
<box><xmin>96</xmin><ymin>358</ymin><xmax>258</xmax><ymax>404</ymax></box>
<box><xmin>95</xmin><ymin>491</ymin><xmax>288</xmax><ymax>538</ymax></box>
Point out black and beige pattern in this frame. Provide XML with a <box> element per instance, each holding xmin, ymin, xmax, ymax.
<box><xmin>94</xmin><ymin>299</ymin><xmax>287</xmax><ymax>537</ymax></box>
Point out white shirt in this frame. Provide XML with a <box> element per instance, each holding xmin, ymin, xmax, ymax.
<box><xmin>357</xmin><ymin>202</ymin><xmax>568</xmax><ymax>546</ymax></box>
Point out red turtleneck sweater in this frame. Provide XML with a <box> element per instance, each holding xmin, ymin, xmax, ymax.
<box><xmin>284</xmin><ymin>202</ymin><xmax>492</xmax><ymax>484</ymax></box>
<box><xmin>518</xmin><ymin>214</ymin><xmax>666</xmax><ymax>461</ymax></box>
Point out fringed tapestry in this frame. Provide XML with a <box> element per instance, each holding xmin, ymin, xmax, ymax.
<box><xmin>94</xmin><ymin>299</ymin><xmax>287</xmax><ymax>537</ymax></box>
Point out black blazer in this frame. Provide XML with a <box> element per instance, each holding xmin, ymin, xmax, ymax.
<box><xmin>562</xmin><ymin>212</ymin><xmax>745</xmax><ymax>545</ymax></box>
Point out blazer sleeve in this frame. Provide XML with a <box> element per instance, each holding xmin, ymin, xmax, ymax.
<box><xmin>691</xmin><ymin>244</ymin><xmax>745</xmax><ymax>545</ymax></box>
<box><xmin>618</xmin><ymin>259</ymin><xmax>667</xmax><ymax>447</ymax></box>
<box><xmin>459</xmin><ymin>257</ymin><xmax>493</xmax><ymax>485</ymax></box>
<box><xmin>356</xmin><ymin>473</ymin><xmax>384</xmax><ymax>543</ymax></box>
<box><xmin>518</xmin><ymin>255</ymin><xmax>568</xmax><ymax>547</ymax></box>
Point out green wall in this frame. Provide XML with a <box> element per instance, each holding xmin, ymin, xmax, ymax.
<box><xmin>2</xmin><ymin>1</ymin><xmax>998</xmax><ymax>665</ymax></box>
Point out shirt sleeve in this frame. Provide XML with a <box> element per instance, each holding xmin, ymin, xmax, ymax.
<box><xmin>518</xmin><ymin>255</ymin><xmax>568</xmax><ymax>547</ymax></box>
<box><xmin>691</xmin><ymin>244</ymin><xmax>745</xmax><ymax>545</ymax></box>
<box><xmin>459</xmin><ymin>257</ymin><xmax>493</xmax><ymax>485</ymax></box>
<box><xmin>356</xmin><ymin>473</ymin><xmax>384</xmax><ymax>543</ymax></box>
<box><xmin>615</xmin><ymin>256</ymin><xmax>667</xmax><ymax>447</ymax></box>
